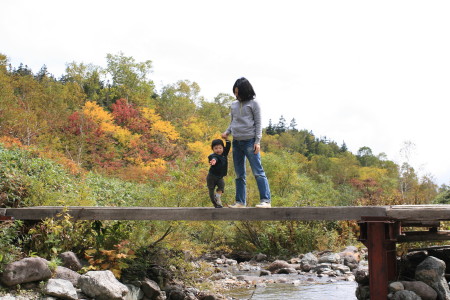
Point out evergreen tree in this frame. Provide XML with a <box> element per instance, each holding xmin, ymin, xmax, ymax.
<box><xmin>266</xmin><ymin>119</ymin><xmax>275</xmax><ymax>135</ymax></box>
<box><xmin>275</xmin><ymin>115</ymin><xmax>287</xmax><ymax>134</ymax></box>
<box><xmin>289</xmin><ymin>118</ymin><xmax>298</xmax><ymax>132</ymax></box>
<box><xmin>340</xmin><ymin>141</ymin><xmax>348</xmax><ymax>152</ymax></box>
<box><xmin>13</xmin><ymin>63</ymin><xmax>33</xmax><ymax>76</ymax></box>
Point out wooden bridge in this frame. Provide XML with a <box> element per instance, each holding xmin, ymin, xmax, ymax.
<box><xmin>3</xmin><ymin>204</ymin><xmax>450</xmax><ymax>300</ymax></box>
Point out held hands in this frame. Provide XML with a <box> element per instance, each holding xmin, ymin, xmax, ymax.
<box><xmin>210</xmin><ymin>159</ymin><xmax>217</xmax><ymax>166</ymax></box>
<box><xmin>221</xmin><ymin>132</ymin><xmax>229</xmax><ymax>139</ymax></box>
<box><xmin>254</xmin><ymin>143</ymin><xmax>260</xmax><ymax>154</ymax></box>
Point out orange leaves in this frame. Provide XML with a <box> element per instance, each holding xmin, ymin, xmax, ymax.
<box><xmin>0</xmin><ymin>136</ymin><xmax>23</xmax><ymax>148</ymax></box>
<box><xmin>85</xmin><ymin>240</ymin><xmax>136</xmax><ymax>278</ymax></box>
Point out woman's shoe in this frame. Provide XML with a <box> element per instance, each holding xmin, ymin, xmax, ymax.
<box><xmin>255</xmin><ymin>202</ymin><xmax>271</xmax><ymax>208</ymax></box>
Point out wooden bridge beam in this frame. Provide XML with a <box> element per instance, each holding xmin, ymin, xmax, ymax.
<box><xmin>2</xmin><ymin>206</ymin><xmax>388</xmax><ymax>221</ymax></box>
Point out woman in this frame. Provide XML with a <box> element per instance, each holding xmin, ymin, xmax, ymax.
<box><xmin>222</xmin><ymin>77</ymin><xmax>271</xmax><ymax>208</ymax></box>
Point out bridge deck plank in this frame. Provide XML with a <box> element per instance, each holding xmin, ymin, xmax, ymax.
<box><xmin>4</xmin><ymin>206</ymin><xmax>388</xmax><ymax>221</ymax></box>
<box><xmin>4</xmin><ymin>205</ymin><xmax>450</xmax><ymax>221</ymax></box>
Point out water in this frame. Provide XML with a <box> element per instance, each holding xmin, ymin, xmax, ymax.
<box><xmin>224</xmin><ymin>281</ymin><xmax>357</xmax><ymax>300</ymax></box>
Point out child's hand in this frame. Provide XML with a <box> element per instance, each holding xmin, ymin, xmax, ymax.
<box><xmin>210</xmin><ymin>159</ymin><xmax>217</xmax><ymax>165</ymax></box>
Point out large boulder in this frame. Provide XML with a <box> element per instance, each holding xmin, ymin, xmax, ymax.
<box><xmin>401</xmin><ymin>281</ymin><xmax>437</xmax><ymax>300</ymax></box>
<box><xmin>79</xmin><ymin>270</ymin><xmax>129</xmax><ymax>300</ymax></box>
<box><xmin>1</xmin><ymin>257</ymin><xmax>52</xmax><ymax>286</ymax></box>
<box><xmin>43</xmin><ymin>279</ymin><xmax>78</xmax><ymax>300</ymax></box>
<box><xmin>415</xmin><ymin>256</ymin><xmax>450</xmax><ymax>300</ymax></box>
<box><xmin>399</xmin><ymin>251</ymin><xmax>428</xmax><ymax>281</ymax></box>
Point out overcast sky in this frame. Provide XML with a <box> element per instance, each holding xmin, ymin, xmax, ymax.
<box><xmin>2</xmin><ymin>0</ymin><xmax>450</xmax><ymax>186</ymax></box>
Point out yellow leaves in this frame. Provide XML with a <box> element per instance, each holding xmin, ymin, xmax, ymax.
<box><xmin>143</xmin><ymin>158</ymin><xmax>167</xmax><ymax>172</ymax></box>
<box><xmin>81</xmin><ymin>101</ymin><xmax>140</xmax><ymax>146</ymax></box>
<box><xmin>184</xmin><ymin>117</ymin><xmax>208</xmax><ymax>141</ymax></box>
<box><xmin>187</xmin><ymin>141</ymin><xmax>210</xmax><ymax>161</ymax></box>
<box><xmin>83</xmin><ymin>101</ymin><xmax>114</xmax><ymax>124</ymax></box>
<box><xmin>141</xmin><ymin>107</ymin><xmax>179</xmax><ymax>140</ymax></box>
<box><xmin>359</xmin><ymin>167</ymin><xmax>388</xmax><ymax>181</ymax></box>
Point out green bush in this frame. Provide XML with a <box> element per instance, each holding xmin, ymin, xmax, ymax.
<box><xmin>0</xmin><ymin>220</ymin><xmax>23</xmax><ymax>271</ymax></box>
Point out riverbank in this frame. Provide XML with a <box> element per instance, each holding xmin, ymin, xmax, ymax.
<box><xmin>0</xmin><ymin>246</ymin><xmax>364</xmax><ymax>299</ymax></box>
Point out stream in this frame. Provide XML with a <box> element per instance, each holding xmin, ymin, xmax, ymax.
<box><xmin>216</xmin><ymin>263</ymin><xmax>358</xmax><ymax>300</ymax></box>
<box><xmin>223</xmin><ymin>281</ymin><xmax>357</xmax><ymax>300</ymax></box>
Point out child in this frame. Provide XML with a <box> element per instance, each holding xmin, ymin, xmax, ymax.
<box><xmin>207</xmin><ymin>139</ymin><xmax>231</xmax><ymax>208</ymax></box>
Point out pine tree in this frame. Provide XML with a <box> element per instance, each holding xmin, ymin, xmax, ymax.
<box><xmin>276</xmin><ymin>115</ymin><xmax>287</xmax><ymax>134</ymax></box>
<box><xmin>289</xmin><ymin>118</ymin><xmax>298</xmax><ymax>131</ymax></box>
<box><xmin>340</xmin><ymin>141</ymin><xmax>348</xmax><ymax>152</ymax></box>
<box><xmin>266</xmin><ymin>119</ymin><xmax>275</xmax><ymax>135</ymax></box>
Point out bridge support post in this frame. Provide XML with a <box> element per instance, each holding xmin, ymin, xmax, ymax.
<box><xmin>359</xmin><ymin>217</ymin><xmax>399</xmax><ymax>300</ymax></box>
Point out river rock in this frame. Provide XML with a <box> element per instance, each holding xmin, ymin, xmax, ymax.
<box><xmin>389</xmin><ymin>282</ymin><xmax>405</xmax><ymax>293</ymax></box>
<box><xmin>314</xmin><ymin>263</ymin><xmax>332</xmax><ymax>273</ymax></box>
<box><xmin>276</xmin><ymin>267</ymin><xmax>297</xmax><ymax>274</ymax></box>
<box><xmin>253</xmin><ymin>253</ymin><xmax>267</xmax><ymax>262</ymax></box>
<box><xmin>355</xmin><ymin>284</ymin><xmax>370</xmax><ymax>300</ymax></box>
<box><xmin>141</xmin><ymin>278</ymin><xmax>163</xmax><ymax>299</ymax></box>
<box><xmin>54</xmin><ymin>266</ymin><xmax>81</xmax><ymax>287</ymax></box>
<box><xmin>392</xmin><ymin>290</ymin><xmax>422</xmax><ymax>300</ymax></box>
<box><xmin>224</xmin><ymin>259</ymin><xmax>237</xmax><ymax>266</ymax></box>
<box><xmin>318</xmin><ymin>253</ymin><xmax>341</xmax><ymax>264</ymax></box>
<box><xmin>260</xmin><ymin>270</ymin><xmax>271</xmax><ymax>276</ymax></box>
<box><xmin>210</xmin><ymin>272</ymin><xmax>228</xmax><ymax>280</ymax></box>
<box><xmin>354</xmin><ymin>267</ymin><xmax>369</xmax><ymax>285</ymax></box>
<box><xmin>399</xmin><ymin>251</ymin><xmax>429</xmax><ymax>280</ymax></box>
<box><xmin>59</xmin><ymin>251</ymin><xmax>82</xmax><ymax>271</ymax></box>
<box><xmin>165</xmin><ymin>285</ymin><xmax>186</xmax><ymax>300</ymax></box>
<box><xmin>340</xmin><ymin>247</ymin><xmax>360</xmax><ymax>267</ymax></box>
<box><xmin>332</xmin><ymin>264</ymin><xmax>351</xmax><ymax>274</ymax></box>
<box><xmin>43</xmin><ymin>279</ymin><xmax>78</xmax><ymax>300</ymax></box>
<box><xmin>266</xmin><ymin>260</ymin><xmax>290</xmax><ymax>272</ymax></box>
<box><xmin>415</xmin><ymin>256</ymin><xmax>450</xmax><ymax>300</ymax></box>
<box><xmin>1</xmin><ymin>257</ymin><xmax>52</xmax><ymax>286</ymax></box>
<box><xmin>79</xmin><ymin>270</ymin><xmax>128</xmax><ymax>300</ymax></box>
<box><xmin>300</xmin><ymin>253</ymin><xmax>318</xmax><ymax>271</ymax></box>
<box><xmin>401</xmin><ymin>281</ymin><xmax>437</xmax><ymax>300</ymax></box>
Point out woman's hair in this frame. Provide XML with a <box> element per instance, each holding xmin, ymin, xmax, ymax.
<box><xmin>233</xmin><ymin>77</ymin><xmax>256</xmax><ymax>101</ymax></box>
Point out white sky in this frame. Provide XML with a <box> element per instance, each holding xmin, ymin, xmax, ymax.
<box><xmin>2</xmin><ymin>0</ymin><xmax>450</xmax><ymax>186</ymax></box>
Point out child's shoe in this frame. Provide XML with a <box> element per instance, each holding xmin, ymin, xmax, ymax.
<box><xmin>214</xmin><ymin>195</ymin><xmax>223</xmax><ymax>208</ymax></box>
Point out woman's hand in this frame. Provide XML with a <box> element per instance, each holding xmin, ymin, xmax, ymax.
<box><xmin>221</xmin><ymin>132</ymin><xmax>229</xmax><ymax>139</ymax></box>
<box><xmin>254</xmin><ymin>143</ymin><xmax>260</xmax><ymax>154</ymax></box>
